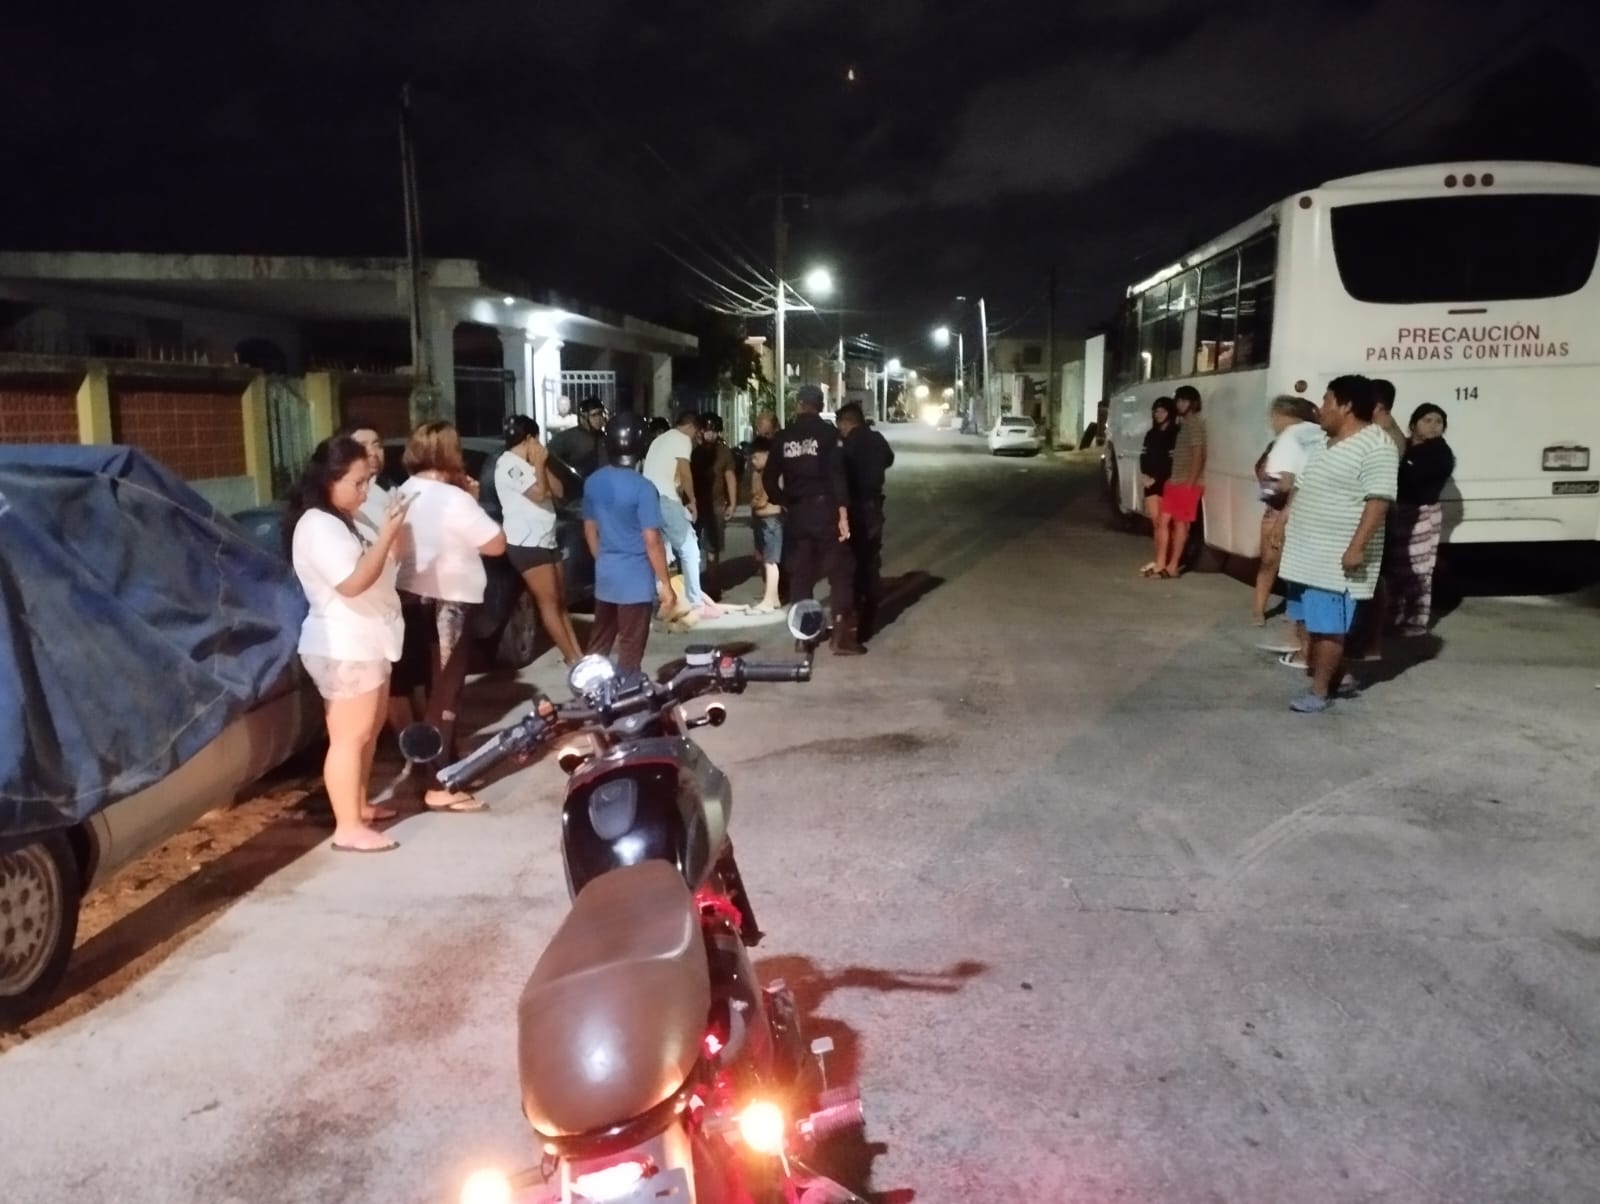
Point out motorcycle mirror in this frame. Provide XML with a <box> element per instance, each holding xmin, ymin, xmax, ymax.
<box><xmin>567</xmin><ymin>654</ymin><xmax>619</xmax><ymax>699</ymax></box>
<box><xmin>398</xmin><ymin>722</ymin><xmax>444</xmax><ymax>764</ymax></box>
<box><xmin>787</xmin><ymin>600</ymin><xmax>827</xmax><ymax>643</ymax></box>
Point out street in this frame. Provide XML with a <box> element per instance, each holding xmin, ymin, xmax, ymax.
<box><xmin>4</xmin><ymin>423</ymin><xmax>1600</xmax><ymax>1203</ymax></box>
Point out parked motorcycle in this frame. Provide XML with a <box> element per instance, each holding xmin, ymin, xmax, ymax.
<box><xmin>402</xmin><ymin>601</ymin><xmax>868</xmax><ymax>1204</ymax></box>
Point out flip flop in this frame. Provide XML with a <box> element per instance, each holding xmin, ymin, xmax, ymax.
<box><xmin>362</xmin><ymin>806</ymin><xmax>399</xmax><ymax>823</ymax></box>
<box><xmin>425</xmin><ymin>794</ymin><xmax>488</xmax><ymax>814</ymax></box>
<box><xmin>332</xmin><ymin>840</ymin><xmax>400</xmax><ymax>854</ymax></box>
<box><xmin>1277</xmin><ymin>652</ymin><xmax>1309</xmax><ymax>669</ymax></box>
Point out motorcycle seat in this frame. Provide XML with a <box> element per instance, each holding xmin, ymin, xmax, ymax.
<box><xmin>518</xmin><ymin>859</ymin><xmax>711</xmax><ymax>1138</ymax></box>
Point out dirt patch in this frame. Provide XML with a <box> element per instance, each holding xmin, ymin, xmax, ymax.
<box><xmin>0</xmin><ymin>759</ymin><xmax>326</xmax><ymax>1053</ymax></box>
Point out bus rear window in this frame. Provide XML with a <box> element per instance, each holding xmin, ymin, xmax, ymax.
<box><xmin>1329</xmin><ymin>194</ymin><xmax>1600</xmax><ymax>304</ymax></box>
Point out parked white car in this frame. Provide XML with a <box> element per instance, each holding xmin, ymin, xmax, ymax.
<box><xmin>0</xmin><ymin>683</ymin><xmax>316</xmax><ymax>1025</ymax></box>
<box><xmin>987</xmin><ymin>414</ymin><xmax>1042</xmax><ymax>456</ymax></box>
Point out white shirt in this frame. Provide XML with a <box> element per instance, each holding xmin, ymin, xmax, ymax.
<box><xmin>355</xmin><ymin>478</ymin><xmax>390</xmax><ymax>539</ymax></box>
<box><xmin>394</xmin><ymin>477</ymin><xmax>502</xmax><ymax>603</ymax></box>
<box><xmin>1264</xmin><ymin>421</ymin><xmax>1326</xmax><ymax>480</ymax></box>
<box><xmin>495</xmin><ymin>452</ymin><xmax>557</xmax><ymax>549</ymax></box>
<box><xmin>642</xmin><ymin>428</ymin><xmax>694</xmax><ymax>500</ymax></box>
<box><xmin>291</xmin><ymin>509</ymin><xmax>403</xmax><ymax>662</ymax></box>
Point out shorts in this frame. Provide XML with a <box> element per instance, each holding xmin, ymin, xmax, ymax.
<box><xmin>696</xmin><ymin>508</ymin><xmax>727</xmax><ymax>555</ymax></box>
<box><xmin>1259</xmin><ymin>506</ymin><xmax>1287</xmax><ymax>561</ymax></box>
<box><xmin>1285</xmin><ymin>584</ymin><xmax>1358</xmax><ymax>636</ymax></box>
<box><xmin>507</xmin><ymin>544</ymin><xmax>560</xmax><ymax>572</ymax></box>
<box><xmin>1144</xmin><ymin>478</ymin><xmax>1166</xmax><ymax>499</ymax></box>
<box><xmin>302</xmin><ymin>654</ymin><xmax>391</xmax><ymax>701</ymax></box>
<box><xmin>1161</xmin><ymin>482</ymin><xmax>1204</xmax><ymax>524</ymax></box>
<box><xmin>753</xmin><ymin>513</ymin><xmax>784</xmax><ymax>563</ymax></box>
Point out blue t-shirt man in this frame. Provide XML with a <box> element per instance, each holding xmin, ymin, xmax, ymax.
<box><xmin>582</xmin><ymin>465</ymin><xmax>665</xmax><ymax>604</ymax></box>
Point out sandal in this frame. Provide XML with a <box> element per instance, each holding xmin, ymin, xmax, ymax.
<box><xmin>332</xmin><ymin>839</ymin><xmax>400</xmax><ymax>854</ymax></box>
<box><xmin>424</xmin><ymin>793</ymin><xmax>488</xmax><ymax>814</ymax></box>
<box><xmin>1139</xmin><ymin>562</ymin><xmax>1158</xmax><ymax>578</ymax></box>
<box><xmin>1277</xmin><ymin>652</ymin><xmax>1309</xmax><ymax>669</ymax></box>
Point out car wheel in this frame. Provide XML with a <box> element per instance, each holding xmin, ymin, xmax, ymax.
<box><xmin>0</xmin><ymin>830</ymin><xmax>81</xmax><ymax>1026</ymax></box>
<box><xmin>495</xmin><ymin>590</ymin><xmax>541</xmax><ymax>669</ymax></box>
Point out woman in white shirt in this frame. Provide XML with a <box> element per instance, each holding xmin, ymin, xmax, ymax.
<box><xmin>394</xmin><ymin>421</ymin><xmax>507</xmax><ymax>812</ymax></box>
<box><xmin>1252</xmin><ymin>394</ymin><xmax>1325</xmax><ymax>629</ymax></box>
<box><xmin>286</xmin><ymin>436</ymin><xmax>410</xmax><ymax>853</ymax></box>
<box><xmin>497</xmin><ymin>415</ymin><xmax>582</xmax><ymax>665</ymax></box>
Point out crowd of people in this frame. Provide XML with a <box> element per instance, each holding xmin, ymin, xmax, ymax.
<box><xmin>280</xmin><ymin>388</ymin><xmax>894</xmax><ymax>853</ymax></box>
<box><xmin>1136</xmin><ymin>374</ymin><xmax>1456</xmax><ymax>713</ymax></box>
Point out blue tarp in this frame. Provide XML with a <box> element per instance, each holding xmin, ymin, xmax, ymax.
<box><xmin>0</xmin><ymin>446</ymin><xmax>306</xmax><ymax>837</ymax></box>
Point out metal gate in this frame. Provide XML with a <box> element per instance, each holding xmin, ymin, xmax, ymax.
<box><xmin>560</xmin><ymin>370</ymin><xmax>617</xmax><ymax>410</ymax></box>
<box><xmin>265</xmin><ymin>376</ymin><xmax>313</xmax><ymax>498</ymax></box>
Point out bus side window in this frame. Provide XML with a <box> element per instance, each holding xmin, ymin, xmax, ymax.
<box><xmin>1236</xmin><ymin>234</ymin><xmax>1277</xmax><ymax>369</ymax></box>
<box><xmin>1195</xmin><ymin>251</ymin><xmax>1240</xmax><ymax>374</ymax></box>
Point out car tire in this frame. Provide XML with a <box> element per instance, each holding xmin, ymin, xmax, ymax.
<box><xmin>494</xmin><ymin>590</ymin><xmax>542</xmax><ymax>669</ymax></box>
<box><xmin>0</xmin><ymin>830</ymin><xmax>82</xmax><ymax>1027</ymax></box>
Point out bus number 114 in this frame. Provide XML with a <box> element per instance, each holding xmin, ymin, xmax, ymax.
<box><xmin>1455</xmin><ymin>386</ymin><xmax>1479</xmax><ymax>401</ymax></box>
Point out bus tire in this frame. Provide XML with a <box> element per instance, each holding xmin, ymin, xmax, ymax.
<box><xmin>1183</xmin><ymin>510</ymin><xmax>1227</xmax><ymax>573</ymax></box>
<box><xmin>1103</xmin><ymin>454</ymin><xmax>1133</xmax><ymax>531</ymax></box>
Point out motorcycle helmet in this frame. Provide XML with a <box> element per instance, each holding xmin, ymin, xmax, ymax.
<box><xmin>604</xmin><ymin>410</ymin><xmax>648</xmax><ymax>467</ymax></box>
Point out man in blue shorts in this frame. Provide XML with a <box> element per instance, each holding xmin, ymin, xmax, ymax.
<box><xmin>1278</xmin><ymin>374</ymin><xmax>1400</xmax><ymax>713</ymax></box>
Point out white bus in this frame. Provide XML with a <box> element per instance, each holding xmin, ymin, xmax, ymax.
<box><xmin>1103</xmin><ymin>161</ymin><xmax>1600</xmax><ymax>559</ymax></box>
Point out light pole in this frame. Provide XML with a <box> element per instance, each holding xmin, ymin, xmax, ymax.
<box><xmin>957</xmin><ymin>295</ymin><xmax>990</xmax><ymax>430</ymax></box>
<box><xmin>932</xmin><ymin>325</ymin><xmax>964</xmax><ymax>413</ymax></box>
<box><xmin>803</xmin><ymin>267</ymin><xmax>842</xmax><ymax>408</ymax></box>
<box><xmin>774</xmin><ymin>265</ymin><xmax>833</xmax><ymax>423</ymax></box>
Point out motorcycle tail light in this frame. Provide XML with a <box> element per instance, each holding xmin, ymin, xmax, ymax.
<box><xmin>459</xmin><ymin>1168</ymin><xmax>513</xmax><ymax>1204</ymax></box>
<box><xmin>570</xmin><ymin>1159</ymin><xmax>650</xmax><ymax>1200</ymax></box>
<box><xmin>736</xmin><ymin>1100</ymin><xmax>788</xmax><ymax>1155</ymax></box>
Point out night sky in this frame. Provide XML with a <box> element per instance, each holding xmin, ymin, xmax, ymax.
<box><xmin>4</xmin><ymin>0</ymin><xmax>1597</xmax><ymax>365</ymax></box>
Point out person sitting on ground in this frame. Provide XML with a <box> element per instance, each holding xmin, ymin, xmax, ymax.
<box><xmin>1387</xmin><ymin>403</ymin><xmax>1456</xmax><ymax>637</ymax></box>
<box><xmin>1137</xmin><ymin>397</ymin><xmax>1178</xmax><ymax>577</ymax></box>
<box><xmin>1252</xmin><ymin>395</ymin><xmax>1325</xmax><ymax>628</ymax></box>
<box><xmin>285</xmin><ymin>436</ymin><xmax>410</xmax><ymax>853</ymax></box>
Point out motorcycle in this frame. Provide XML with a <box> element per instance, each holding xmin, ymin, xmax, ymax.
<box><xmin>402</xmin><ymin>601</ymin><xmax>869</xmax><ymax>1204</ymax></box>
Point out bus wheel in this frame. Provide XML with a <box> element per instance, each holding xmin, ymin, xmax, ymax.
<box><xmin>1103</xmin><ymin>454</ymin><xmax>1129</xmax><ymax>529</ymax></box>
<box><xmin>1183</xmin><ymin>511</ymin><xmax>1227</xmax><ymax>573</ymax></box>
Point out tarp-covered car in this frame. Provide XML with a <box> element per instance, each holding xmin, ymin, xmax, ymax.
<box><xmin>0</xmin><ymin>446</ymin><xmax>316</xmax><ymax>1023</ymax></box>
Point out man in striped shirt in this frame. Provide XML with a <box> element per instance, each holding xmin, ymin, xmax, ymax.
<box><xmin>1278</xmin><ymin>374</ymin><xmax>1400</xmax><ymax>713</ymax></box>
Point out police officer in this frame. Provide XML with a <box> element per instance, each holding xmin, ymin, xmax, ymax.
<box><xmin>548</xmin><ymin>397</ymin><xmax>608</xmax><ymax>478</ymax></box>
<box><xmin>835</xmin><ymin>402</ymin><xmax>895</xmax><ymax>644</ymax></box>
<box><xmin>763</xmin><ymin>384</ymin><xmax>862</xmax><ymax>655</ymax></box>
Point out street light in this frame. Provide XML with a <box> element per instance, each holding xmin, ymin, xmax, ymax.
<box><xmin>804</xmin><ymin>267</ymin><xmax>834</xmax><ymax>297</ymax></box>
<box><xmin>880</xmin><ymin>356</ymin><xmax>903</xmax><ymax>422</ymax></box>
<box><xmin>931</xmin><ymin>325</ymin><xmax>965</xmax><ymax>415</ymax></box>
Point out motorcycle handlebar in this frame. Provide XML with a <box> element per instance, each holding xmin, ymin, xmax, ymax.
<box><xmin>436</xmin><ymin>713</ymin><xmax>550</xmax><ymax>792</ymax></box>
<box><xmin>738</xmin><ymin>661</ymin><xmax>812</xmax><ymax>684</ymax></box>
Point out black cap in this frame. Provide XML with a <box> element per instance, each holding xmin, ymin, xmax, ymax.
<box><xmin>797</xmin><ymin>384</ymin><xmax>825</xmax><ymax>409</ymax></box>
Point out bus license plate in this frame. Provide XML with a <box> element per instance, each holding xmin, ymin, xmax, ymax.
<box><xmin>1543</xmin><ymin>446</ymin><xmax>1590</xmax><ymax>471</ymax></box>
<box><xmin>1552</xmin><ymin>481</ymin><xmax>1598</xmax><ymax>496</ymax></box>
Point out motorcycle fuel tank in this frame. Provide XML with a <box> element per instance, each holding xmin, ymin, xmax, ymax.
<box><xmin>562</xmin><ymin>737</ymin><xmax>732</xmax><ymax>898</ymax></box>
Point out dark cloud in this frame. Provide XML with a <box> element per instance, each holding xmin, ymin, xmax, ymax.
<box><xmin>1</xmin><ymin>0</ymin><xmax>1597</xmax><ymax>342</ymax></box>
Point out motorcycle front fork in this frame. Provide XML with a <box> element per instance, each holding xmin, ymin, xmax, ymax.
<box><xmin>715</xmin><ymin>842</ymin><xmax>764</xmax><ymax>946</ymax></box>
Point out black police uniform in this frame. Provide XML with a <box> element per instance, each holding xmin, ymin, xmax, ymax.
<box><xmin>762</xmin><ymin>409</ymin><xmax>854</xmax><ymax>620</ymax></box>
<box><xmin>841</xmin><ymin>422</ymin><xmax>895</xmax><ymax>639</ymax></box>
<box><xmin>548</xmin><ymin>421</ymin><xmax>607</xmax><ymax>479</ymax></box>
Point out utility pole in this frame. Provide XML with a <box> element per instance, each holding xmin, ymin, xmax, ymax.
<box><xmin>398</xmin><ymin>80</ymin><xmax>439</xmax><ymax>423</ymax></box>
<box><xmin>1045</xmin><ymin>266</ymin><xmax>1058</xmax><ymax>444</ymax></box>
<box><xmin>753</xmin><ymin>180</ymin><xmax>808</xmax><ymax>423</ymax></box>
<box><xmin>977</xmin><ymin>297</ymin><xmax>990</xmax><ymax>430</ymax></box>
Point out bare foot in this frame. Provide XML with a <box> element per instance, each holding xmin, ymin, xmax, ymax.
<box><xmin>331</xmin><ymin>824</ymin><xmax>399</xmax><ymax>853</ymax></box>
<box><xmin>423</xmin><ymin>790</ymin><xmax>487</xmax><ymax>813</ymax></box>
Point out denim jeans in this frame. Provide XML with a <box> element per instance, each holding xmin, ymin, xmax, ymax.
<box><xmin>659</xmin><ymin>496</ymin><xmax>706</xmax><ymax>608</ymax></box>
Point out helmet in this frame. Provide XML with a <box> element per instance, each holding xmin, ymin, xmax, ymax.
<box><xmin>604</xmin><ymin>410</ymin><xmax>648</xmax><ymax>466</ymax></box>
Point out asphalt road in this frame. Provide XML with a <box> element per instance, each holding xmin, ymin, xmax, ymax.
<box><xmin>3</xmin><ymin>425</ymin><xmax>1599</xmax><ymax>1203</ymax></box>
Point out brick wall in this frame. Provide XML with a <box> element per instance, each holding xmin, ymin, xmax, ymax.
<box><xmin>339</xmin><ymin>390</ymin><xmax>413</xmax><ymax>440</ymax></box>
<box><xmin>113</xmin><ymin>388</ymin><xmax>245</xmax><ymax>480</ymax></box>
<box><xmin>0</xmin><ymin>385</ymin><xmax>79</xmax><ymax>444</ymax></box>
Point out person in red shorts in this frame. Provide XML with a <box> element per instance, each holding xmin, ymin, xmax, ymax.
<box><xmin>1154</xmin><ymin>385</ymin><xmax>1206</xmax><ymax>578</ymax></box>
